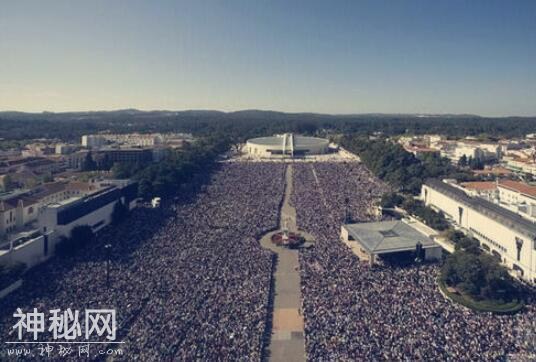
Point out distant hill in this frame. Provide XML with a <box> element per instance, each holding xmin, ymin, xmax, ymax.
<box><xmin>0</xmin><ymin>109</ymin><xmax>489</xmax><ymax>121</ymax></box>
<box><xmin>0</xmin><ymin>109</ymin><xmax>534</xmax><ymax>143</ymax></box>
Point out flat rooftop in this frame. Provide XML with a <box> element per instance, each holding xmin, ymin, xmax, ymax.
<box><xmin>247</xmin><ymin>134</ymin><xmax>329</xmax><ymax>148</ymax></box>
<box><xmin>426</xmin><ymin>179</ymin><xmax>536</xmax><ymax>239</ymax></box>
<box><xmin>48</xmin><ymin>196</ymin><xmax>82</xmax><ymax>208</ymax></box>
<box><xmin>343</xmin><ymin>220</ymin><xmax>438</xmax><ymax>254</ymax></box>
<box><xmin>461</xmin><ymin>181</ymin><xmax>497</xmax><ymax>191</ymax></box>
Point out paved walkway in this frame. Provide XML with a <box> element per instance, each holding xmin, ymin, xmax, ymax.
<box><xmin>259</xmin><ymin>165</ymin><xmax>312</xmax><ymax>362</ymax></box>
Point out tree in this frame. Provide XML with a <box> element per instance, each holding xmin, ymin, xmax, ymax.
<box><xmin>446</xmin><ymin>251</ymin><xmax>484</xmax><ymax>295</ymax></box>
<box><xmin>82</xmin><ymin>152</ymin><xmax>97</xmax><ymax>171</ymax></box>
<box><xmin>71</xmin><ymin>225</ymin><xmax>94</xmax><ymax>245</ymax></box>
<box><xmin>138</xmin><ymin>179</ymin><xmax>153</xmax><ymax>200</ymax></box>
<box><xmin>340</xmin><ymin>136</ymin><xmax>470</xmax><ymax>195</ymax></box>
<box><xmin>56</xmin><ymin>225</ymin><xmax>95</xmax><ymax>257</ymax></box>
<box><xmin>402</xmin><ymin>198</ymin><xmax>449</xmax><ymax>231</ymax></box>
<box><xmin>380</xmin><ymin>192</ymin><xmax>404</xmax><ymax>208</ymax></box>
<box><xmin>54</xmin><ymin>236</ymin><xmax>72</xmax><ymax>257</ymax></box>
<box><xmin>111</xmin><ymin>200</ymin><xmax>128</xmax><ymax>225</ymax></box>
<box><xmin>1</xmin><ymin>174</ymin><xmax>16</xmax><ymax>191</ymax></box>
<box><xmin>481</xmin><ymin>254</ymin><xmax>513</xmax><ymax>300</ymax></box>
<box><xmin>42</xmin><ymin>173</ymin><xmax>54</xmax><ymax>183</ymax></box>
<box><xmin>458</xmin><ymin>155</ymin><xmax>468</xmax><ymax>168</ymax></box>
<box><xmin>111</xmin><ymin>162</ymin><xmax>132</xmax><ymax>179</ymax></box>
<box><xmin>445</xmin><ymin>229</ymin><xmax>465</xmax><ymax>244</ymax></box>
<box><xmin>455</xmin><ymin>236</ymin><xmax>481</xmax><ymax>255</ymax></box>
<box><xmin>132</xmin><ymin>136</ymin><xmax>231</xmax><ymax>201</ymax></box>
<box><xmin>294</xmin><ymin>121</ymin><xmax>317</xmax><ymax>135</ymax></box>
<box><xmin>99</xmin><ymin>154</ymin><xmax>112</xmax><ymax>170</ymax></box>
<box><xmin>468</xmin><ymin>156</ymin><xmax>484</xmax><ymax>170</ymax></box>
<box><xmin>442</xmin><ymin>249</ymin><xmax>516</xmax><ymax>301</ymax></box>
<box><xmin>0</xmin><ymin>262</ymin><xmax>26</xmax><ymax>289</ymax></box>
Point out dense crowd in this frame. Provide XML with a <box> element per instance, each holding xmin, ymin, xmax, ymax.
<box><xmin>293</xmin><ymin>162</ymin><xmax>536</xmax><ymax>361</ymax></box>
<box><xmin>3</xmin><ymin>159</ymin><xmax>536</xmax><ymax>361</ymax></box>
<box><xmin>0</xmin><ymin>163</ymin><xmax>285</xmax><ymax>361</ymax></box>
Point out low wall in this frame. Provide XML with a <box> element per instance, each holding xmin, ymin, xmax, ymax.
<box><xmin>0</xmin><ymin>235</ymin><xmax>49</xmax><ymax>269</ymax></box>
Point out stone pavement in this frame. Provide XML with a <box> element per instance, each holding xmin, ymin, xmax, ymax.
<box><xmin>259</xmin><ymin>164</ymin><xmax>312</xmax><ymax>362</ymax></box>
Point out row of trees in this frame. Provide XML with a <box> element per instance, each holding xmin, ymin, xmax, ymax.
<box><xmin>457</xmin><ymin>154</ymin><xmax>497</xmax><ymax>170</ymax></box>
<box><xmin>402</xmin><ymin>198</ymin><xmax>450</xmax><ymax>231</ymax></box>
<box><xmin>79</xmin><ymin>136</ymin><xmax>231</xmax><ymax>200</ymax></box>
<box><xmin>81</xmin><ymin>152</ymin><xmax>147</xmax><ymax>173</ymax></box>
<box><xmin>54</xmin><ymin>136</ymin><xmax>231</xmax><ymax>259</ymax></box>
<box><xmin>132</xmin><ymin>136</ymin><xmax>231</xmax><ymax>200</ymax></box>
<box><xmin>341</xmin><ymin>136</ymin><xmax>469</xmax><ymax>194</ymax></box>
<box><xmin>380</xmin><ymin>192</ymin><xmax>450</xmax><ymax>231</ymax></box>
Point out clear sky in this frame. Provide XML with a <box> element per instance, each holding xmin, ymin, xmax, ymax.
<box><xmin>1</xmin><ymin>0</ymin><xmax>535</xmax><ymax>116</ymax></box>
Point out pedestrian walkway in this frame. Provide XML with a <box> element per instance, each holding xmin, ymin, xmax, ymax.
<box><xmin>259</xmin><ymin>164</ymin><xmax>312</xmax><ymax>362</ymax></box>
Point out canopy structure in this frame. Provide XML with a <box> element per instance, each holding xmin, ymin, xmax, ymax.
<box><xmin>341</xmin><ymin>220</ymin><xmax>442</xmax><ymax>265</ymax></box>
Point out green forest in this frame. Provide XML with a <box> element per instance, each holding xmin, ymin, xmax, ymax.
<box><xmin>340</xmin><ymin>135</ymin><xmax>477</xmax><ymax>194</ymax></box>
<box><xmin>1</xmin><ymin>110</ymin><xmax>536</xmax><ymax>148</ymax></box>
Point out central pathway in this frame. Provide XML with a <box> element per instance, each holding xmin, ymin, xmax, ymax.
<box><xmin>260</xmin><ymin>164</ymin><xmax>312</xmax><ymax>362</ymax></box>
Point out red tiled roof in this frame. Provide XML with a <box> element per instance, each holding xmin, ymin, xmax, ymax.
<box><xmin>499</xmin><ymin>180</ymin><xmax>536</xmax><ymax>198</ymax></box>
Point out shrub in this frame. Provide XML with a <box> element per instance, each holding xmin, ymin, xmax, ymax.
<box><xmin>111</xmin><ymin>200</ymin><xmax>128</xmax><ymax>225</ymax></box>
<box><xmin>0</xmin><ymin>262</ymin><xmax>26</xmax><ymax>289</ymax></box>
<box><xmin>56</xmin><ymin>225</ymin><xmax>94</xmax><ymax>257</ymax></box>
<box><xmin>380</xmin><ymin>192</ymin><xmax>404</xmax><ymax>208</ymax></box>
<box><xmin>441</xmin><ymin>249</ymin><xmax>517</xmax><ymax>301</ymax></box>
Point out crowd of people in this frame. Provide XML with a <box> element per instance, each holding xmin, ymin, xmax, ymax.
<box><xmin>292</xmin><ymin>161</ymin><xmax>536</xmax><ymax>361</ymax></box>
<box><xmin>0</xmin><ymin>163</ymin><xmax>285</xmax><ymax>360</ymax></box>
<box><xmin>2</xmin><ymin>158</ymin><xmax>536</xmax><ymax>361</ymax></box>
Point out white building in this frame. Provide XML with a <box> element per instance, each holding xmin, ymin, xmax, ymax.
<box><xmin>65</xmin><ymin>151</ymin><xmax>91</xmax><ymax>170</ymax></box>
<box><xmin>21</xmin><ymin>144</ymin><xmax>55</xmax><ymax>158</ymax></box>
<box><xmin>448</xmin><ymin>179</ymin><xmax>536</xmax><ymax>221</ymax></box>
<box><xmin>0</xmin><ymin>181</ymin><xmax>99</xmax><ymax>236</ymax></box>
<box><xmin>101</xmin><ymin>133</ymin><xmax>163</xmax><ymax>147</ymax></box>
<box><xmin>422</xmin><ymin>179</ymin><xmax>536</xmax><ymax>284</ymax></box>
<box><xmin>427</xmin><ymin>134</ymin><xmax>444</xmax><ymax>146</ymax></box>
<box><xmin>81</xmin><ymin>135</ymin><xmax>106</xmax><ymax>149</ymax></box>
<box><xmin>246</xmin><ymin>134</ymin><xmax>329</xmax><ymax>158</ymax></box>
<box><xmin>0</xmin><ymin>181</ymin><xmax>139</xmax><ymax>269</ymax></box>
<box><xmin>38</xmin><ymin>182</ymin><xmax>138</xmax><ymax>239</ymax></box>
<box><xmin>505</xmin><ymin>157</ymin><xmax>536</xmax><ymax>176</ymax></box>
<box><xmin>55</xmin><ymin>143</ymin><xmax>78</xmax><ymax>155</ymax></box>
<box><xmin>454</xmin><ymin>142</ymin><xmax>501</xmax><ymax>162</ymax></box>
<box><xmin>497</xmin><ymin>180</ymin><xmax>536</xmax><ymax>218</ymax></box>
<box><xmin>0</xmin><ymin>233</ymin><xmax>50</xmax><ymax>269</ymax></box>
<box><xmin>39</xmin><ymin>193</ymin><xmax>115</xmax><ymax>239</ymax></box>
<box><xmin>437</xmin><ymin>140</ymin><xmax>501</xmax><ymax>163</ymax></box>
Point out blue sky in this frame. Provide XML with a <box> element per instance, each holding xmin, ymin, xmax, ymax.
<box><xmin>1</xmin><ymin>0</ymin><xmax>535</xmax><ymax>115</ymax></box>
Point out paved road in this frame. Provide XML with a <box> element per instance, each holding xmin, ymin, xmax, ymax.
<box><xmin>259</xmin><ymin>164</ymin><xmax>309</xmax><ymax>362</ymax></box>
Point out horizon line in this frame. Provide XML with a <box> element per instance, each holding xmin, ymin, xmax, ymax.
<box><xmin>1</xmin><ymin>108</ymin><xmax>535</xmax><ymax>119</ymax></box>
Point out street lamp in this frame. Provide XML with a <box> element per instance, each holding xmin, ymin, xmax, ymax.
<box><xmin>344</xmin><ymin>197</ymin><xmax>351</xmax><ymax>224</ymax></box>
<box><xmin>104</xmin><ymin>243</ymin><xmax>112</xmax><ymax>288</ymax></box>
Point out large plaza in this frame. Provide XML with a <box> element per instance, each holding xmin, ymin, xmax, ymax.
<box><xmin>0</xmin><ymin>156</ymin><xmax>534</xmax><ymax>361</ymax></box>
